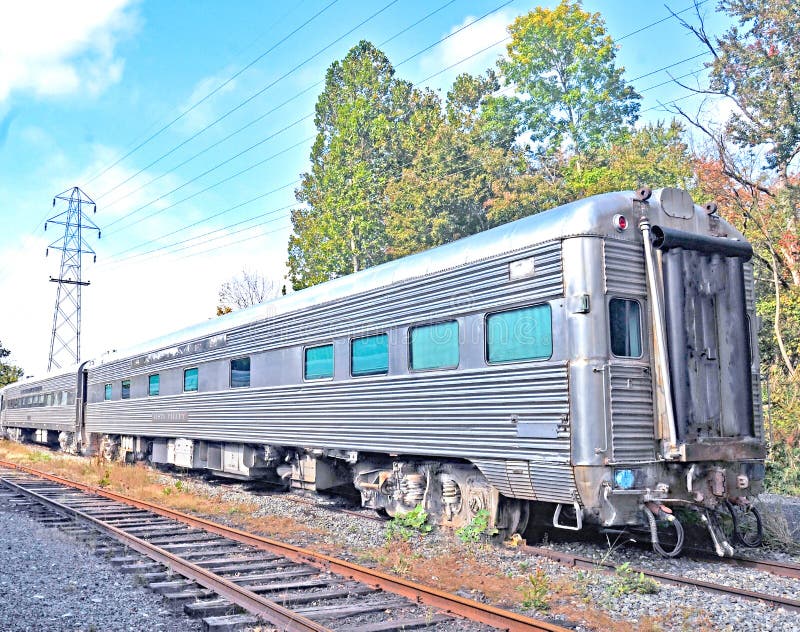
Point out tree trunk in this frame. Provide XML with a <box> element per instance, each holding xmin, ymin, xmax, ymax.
<box><xmin>771</xmin><ymin>248</ymin><xmax>795</xmax><ymax>375</ymax></box>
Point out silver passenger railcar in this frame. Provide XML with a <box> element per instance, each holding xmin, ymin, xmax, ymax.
<box><xmin>1</xmin><ymin>188</ymin><xmax>765</xmax><ymax>555</ymax></box>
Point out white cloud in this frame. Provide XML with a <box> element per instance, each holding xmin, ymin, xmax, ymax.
<box><xmin>0</xmin><ymin>147</ymin><xmax>291</xmax><ymax>377</ymax></box>
<box><xmin>0</xmin><ymin>0</ymin><xmax>138</xmax><ymax>103</ymax></box>
<box><xmin>418</xmin><ymin>11</ymin><xmax>512</xmax><ymax>84</ymax></box>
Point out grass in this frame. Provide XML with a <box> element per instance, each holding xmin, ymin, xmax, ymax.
<box><xmin>0</xmin><ymin>441</ymin><xmax>321</xmax><ymax>539</ymax></box>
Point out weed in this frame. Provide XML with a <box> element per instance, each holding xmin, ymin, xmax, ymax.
<box><xmin>385</xmin><ymin>504</ymin><xmax>432</xmax><ymax>542</ymax></box>
<box><xmin>162</xmin><ymin>486</ymin><xmax>172</xmax><ymax>495</ymax></box>
<box><xmin>98</xmin><ymin>469</ymin><xmax>111</xmax><ymax>488</ymax></box>
<box><xmin>455</xmin><ymin>509</ymin><xmax>497</xmax><ymax>543</ymax></box>
<box><xmin>518</xmin><ymin>560</ymin><xmax>531</xmax><ymax>572</ymax></box>
<box><xmin>174</xmin><ymin>480</ymin><xmax>184</xmax><ymax>491</ymax></box>
<box><xmin>27</xmin><ymin>451</ymin><xmax>52</xmax><ymax>463</ymax></box>
<box><xmin>606</xmin><ymin>562</ymin><xmax>659</xmax><ymax>597</ymax></box>
<box><xmin>518</xmin><ymin>566</ymin><xmax>550</xmax><ymax>610</ymax></box>
<box><xmin>757</xmin><ymin>500</ymin><xmax>800</xmax><ymax>554</ymax></box>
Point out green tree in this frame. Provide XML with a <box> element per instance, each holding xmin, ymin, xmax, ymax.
<box><xmin>498</xmin><ymin>0</ymin><xmax>640</xmax><ymax>153</ymax></box>
<box><xmin>288</xmin><ymin>41</ymin><xmax>439</xmax><ymax>289</ymax></box>
<box><xmin>386</xmin><ymin>72</ymin><xmax>525</xmax><ymax>257</ymax></box>
<box><xmin>0</xmin><ymin>341</ymin><xmax>23</xmax><ymax>387</ymax></box>
<box><xmin>564</xmin><ymin>121</ymin><xmax>694</xmax><ymax>197</ymax></box>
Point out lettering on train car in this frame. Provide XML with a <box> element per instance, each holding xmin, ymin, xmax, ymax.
<box><xmin>132</xmin><ymin>334</ymin><xmax>227</xmax><ymax>369</ymax></box>
<box><xmin>152</xmin><ymin>412</ymin><xmax>189</xmax><ymax>422</ymax></box>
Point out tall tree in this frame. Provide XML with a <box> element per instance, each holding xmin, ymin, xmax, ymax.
<box><xmin>217</xmin><ymin>269</ymin><xmax>277</xmax><ymax>316</ymax></box>
<box><xmin>0</xmin><ymin>340</ymin><xmax>23</xmax><ymax>387</ymax></box>
<box><xmin>498</xmin><ymin>0</ymin><xmax>640</xmax><ymax>153</ymax></box>
<box><xmin>673</xmin><ymin>0</ymin><xmax>800</xmax><ymax>374</ymax></box>
<box><xmin>288</xmin><ymin>41</ymin><xmax>439</xmax><ymax>289</ymax></box>
<box><xmin>385</xmin><ymin>72</ymin><xmax>525</xmax><ymax>257</ymax></box>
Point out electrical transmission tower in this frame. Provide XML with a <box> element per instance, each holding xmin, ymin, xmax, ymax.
<box><xmin>45</xmin><ymin>187</ymin><xmax>100</xmax><ymax>371</ymax></box>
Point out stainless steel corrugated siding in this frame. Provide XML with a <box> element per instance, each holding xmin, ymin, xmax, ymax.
<box><xmin>744</xmin><ymin>262</ymin><xmax>764</xmax><ymax>440</ymax></box>
<box><xmin>604</xmin><ymin>238</ymin><xmax>656</xmax><ymax>462</ymax></box>
<box><xmin>91</xmin><ymin>243</ymin><xmax>563</xmax><ymax>382</ymax></box>
<box><xmin>609</xmin><ymin>364</ymin><xmax>656</xmax><ymax>462</ymax></box>
<box><xmin>86</xmin><ymin>363</ymin><xmax>569</xmax><ymax>462</ymax></box>
<box><xmin>470</xmin><ymin>459</ymin><xmax>577</xmax><ymax>504</ymax></box>
<box><xmin>2</xmin><ymin>407</ymin><xmax>75</xmax><ymax>432</ymax></box>
<box><xmin>604</xmin><ymin>238</ymin><xmax>647</xmax><ymax>296</ymax></box>
<box><xmin>1</xmin><ymin>372</ymin><xmax>77</xmax><ymax>432</ymax></box>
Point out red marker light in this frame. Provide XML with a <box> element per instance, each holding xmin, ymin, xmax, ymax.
<box><xmin>613</xmin><ymin>214</ymin><xmax>628</xmax><ymax>231</ymax></box>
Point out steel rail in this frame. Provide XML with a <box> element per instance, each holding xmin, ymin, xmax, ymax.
<box><xmin>0</xmin><ymin>460</ymin><xmax>567</xmax><ymax>632</ymax></box>
<box><xmin>523</xmin><ymin>545</ymin><xmax>800</xmax><ymax>612</ymax></box>
<box><xmin>0</xmin><ymin>472</ymin><xmax>328</xmax><ymax>632</ymax></box>
<box><xmin>687</xmin><ymin>549</ymin><xmax>800</xmax><ymax>580</ymax></box>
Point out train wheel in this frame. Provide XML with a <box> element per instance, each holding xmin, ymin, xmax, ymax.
<box><xmin>494</xmin><ymin>498</ymin><xmax>527</xmax><ymax>542</ymax></box>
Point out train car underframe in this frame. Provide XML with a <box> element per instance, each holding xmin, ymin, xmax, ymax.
<box><xmin>76</xmin><ymin>430</ymin><xmax>765</xmax><ymax>556</ymax></box>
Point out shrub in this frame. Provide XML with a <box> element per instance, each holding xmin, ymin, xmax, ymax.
<box><xmin>455</xmin><ymin>509</ymin><xmax>498</xmax><ymax>543</ymax></box>
<box><xmin>607</xmin><ymin>562</ymin><xmax>659</xmax><ymax>597</ymax></box>
<box><xmin>385</xmin><ymin>504</ymin><xmax>432</xmax><ymax>542</ymax></box>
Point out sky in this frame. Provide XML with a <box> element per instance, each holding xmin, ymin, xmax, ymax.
<box><xmin>0</xmin><ymin>0</ymin><xmax>735</xmax><ymax>377</ymax></box>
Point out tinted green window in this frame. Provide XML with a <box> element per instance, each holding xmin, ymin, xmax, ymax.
<box><xmin>148</xmin><ymin>374</ymin><xmax>160</xmax><ymax>396</ymax></box>
<box><xmin>351</xmin><ymin>334</ymin><xmax>389</xmax><ymax>377</ymax></box>
<box><xmin>609</xmin><ymin>298</ymin><xmax>642</xmax><ymax>357</ymax></box>
<box><xmin>121</xmin><ymin>380</ymin><xmax>131</xmax><ymax>399</ymax></box>
<box><xmin>305</xmin><ymin>344</ymin><xmax>334</xmax><ymax>380</ymax></box>
<box><xmin>104</xmin><ymin>384</ymin><xmax>112</xmax><ymax>401</ymax></box>
<box><xmin>487</xmin><ymin>304</ymin><xmax>552</xmax><ymax>363</ymax></box>
<box><xmin>230</xmin><ymin>357</ymin><xmax>250</xmax><ymax>388</ymax></box>
<box><xmin>410</xmin><ymin>321</ymin><xmax>459</xmax><ymax>370</ymax></box>
<box><xmin>184</xmin><ymin>368</ymin><xmax>198</xmax><ymax>392</ymax></box>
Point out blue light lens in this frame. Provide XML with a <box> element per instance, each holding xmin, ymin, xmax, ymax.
<box><xmin>614</xmin><ymin>469</ymin><xmax>635</xmax><ymax>489</ymax></box>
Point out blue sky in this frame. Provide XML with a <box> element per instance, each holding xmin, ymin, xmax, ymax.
<box><xmin>0</xmin><ymin>0</ymin><xmax>734</xmax><ymax>375</ymax></box>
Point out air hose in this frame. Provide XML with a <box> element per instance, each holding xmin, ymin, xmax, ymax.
<box><xmin>725</xmin><ymin>500</ymin><xmax>763</xmax><ymax>548</ymax></box>
<box><xmin>645</xmin><ymin>504</ymin><xmax>685</xmax><ymax>557</ymax></box>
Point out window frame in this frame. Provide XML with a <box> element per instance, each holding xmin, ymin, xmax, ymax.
<box><xmin>121</xmin><ymin>380</ymin><xmax>131</xmax><ymax>400</ymax></box>
<box><xmin>408</xmin><ymin>320</ymin><xmax>460</xmax><ymax>372</ymax></box>
<box><xmin>183</xmin><ymin>367</ymin><xmax>199</xmax><ymax>393</ymax></box>
<box><xmin>148</xmin><ymin>374</ymin><xmax>160</xmax><ymax>397</ymax></box>
<box><xmin>484</xmin><ymin>303</ymin><xmax>554</xmax><ymax>365</ymax></box>
<box><xmin>229</xmin><ymin>356</ymin><xmax>251</xmax><ymax>389</ymax></box>
<box><xmin>350</xmin><ymin>332</ymin><xmax>390</xmax><ymax>378</ymax></box>
<box><xmin>303</xmin><ymin>343</ymin><xmax>335</xmax><ymax>381</ymax></box>
<box><xmin>608</xmin><ymin>297</ymin><xmax>644</xmax><ymax>359</ymax></box>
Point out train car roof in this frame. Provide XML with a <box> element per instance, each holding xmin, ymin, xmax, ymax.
<box><xmin>98</xmin><ymin>188</ymin><xmax>739</xmax><ymax>365</ymax></box>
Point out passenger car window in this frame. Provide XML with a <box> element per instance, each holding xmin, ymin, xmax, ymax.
<box><xmin>121</xmin><ymin>380</ymin><xmax>131</xmax><ymax>399</ymax></box>
<box><xmin>148</xmin><ymin>374</ymin><xmax>160</xmax><ymax>396</ymax></box>
<box><xmin>184</xmin><ymin>368</ymin><xmax>199</xmax><ymax>392</ymax></box>
<box><xmin>351</xmin><ymin>334</ymin><xmax>389</xmax><ymax>377</ymax></box>
<box><xmin>104</xmin><ymin>384</ymin><xmax>112</xmax><ymax>401</ymax></box>
<box><xmin>410</xmin><ymin>321</ymin><xmax>459</xmax><ymax>370</ymax></box>
<box><xmin>305</xmin><ymin>344</ymin><xmax>334</xmax><ymax>380</ymax></box>
<box><xmin>230</xmin><ymin>357</ymin><xmax>251</xmax><ymax>388</ymax></box>
<box><xmin>609</xmin><ymin>298</ymin><xmax>642</xmax><ymax>357</ymax></box>
<box><xmin>487</xmin><ymin>304</ymin><xmax>552</xmax><ymax>363</ymax></box>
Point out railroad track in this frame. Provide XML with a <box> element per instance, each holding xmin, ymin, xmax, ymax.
<box><xmin>0</xmin><ymin>460</ymin><xmax>568</xmax><ymax>632</ymax></box>
<box><xmin>522</xmin><ymin>544</ymin><xmax>800</xmax><ymax>612</ymax></box>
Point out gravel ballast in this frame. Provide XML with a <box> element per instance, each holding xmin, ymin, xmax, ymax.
<box><xmin>171</xmin><ymin>474</ymin><xmax>800</xmax><ymax>632</ymax></box>
<box><xmin>0</xmin><ymin>500</ymin><xmax>202</xmax><ymax>632</ymax></box>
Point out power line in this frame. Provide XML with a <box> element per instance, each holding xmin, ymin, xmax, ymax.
<box><xmin>103</xmin><ymin>151</ymin><xmax>515</xmax><ymax>271</ymax></box>
<box><xmin>628</xmin><ymin>51</ymin><xmax>709</xmax><ymax>83</ymax></box>
<box><xmin>99</xmin><ymin>2</ymin><xmax>714</xmax><ymax>268</ymax></box>
<box><xmin>98</xmin><ymin>0</ymin><xmax>401</xmax><ymax>212</ymax></box>
<box><xmin>104</xmin><ymin>134</ymin><xmax>313</xmax><ymax>238</ymax></box>
<box><xmin>85</xmin><ymin>0</ymin><xmax>340</xmax><ymax>188</ymax></box>
<box><xmin>99</xmin><ymin>0</ymin><xmax>518</xmax><ymax>239</ymax></box>
<box><xmin>98</xmin><ymin>0</ymin><xmax>512</xmax><ymax>226</ymax></box>
<box><xmin>99</xmin><ymin>0</ymin><xmax>460</xmax><ymax>212</ymax></box>
<box><xmin>616</xmin><ymin>0</ymin><xmax>709</xmax><ymax>41</ymax></box>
